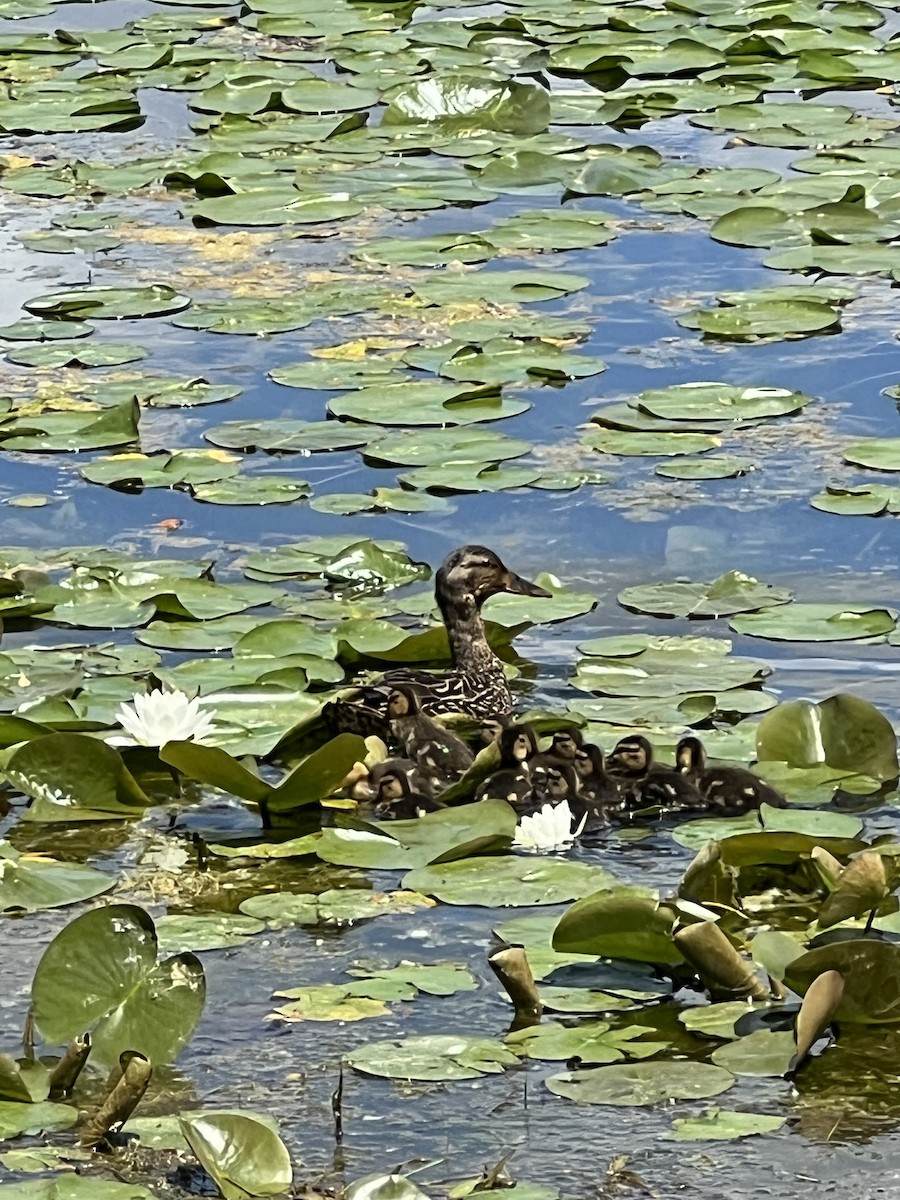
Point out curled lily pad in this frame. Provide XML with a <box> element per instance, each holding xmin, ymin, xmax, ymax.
<box><xmin>382</xmin><ymin>78</ymin><xmax>550</xmax><ymax>135</ymax></box>
<box><xmin>180</xmin><ymin>1113</ymin><xmax>292</xmax><ymax>1200</ymax></box>
<box><xmin>31</xmin><ymin>904</ymin><xmax>205</xmax><ymax>1070</ymax></box>
<box><xmin>618</xmin><ymin>572</ymin><xmax>792</xmax><ymax>619</ymax></box>
<box><xmin>729</xmin><ymin>603</ymin><xmax>896</xmax><ymax>642</ymax></box>
<box><xmin>552</xmin><ymin>887</ymin><xmax>682</xmax><ymax>966</ymax></box>
<box><xmin>347</xmin><ymin>1034</ymin><xmax>519</xmax><ymax>1080</ymax></box>
<box><xmin>811</xmin><ymin>485</ymin><xmax>900</xmax><ymax>516</ymax></box>
<box><xmin>756</xmin><ymin>694</ymin><xmax>899</xmax><ymax>781</ymax></box>
<box><xmin>24</xmin><ymin>284</ymin><xmax>191</xmax><ymax>319</ymax></box>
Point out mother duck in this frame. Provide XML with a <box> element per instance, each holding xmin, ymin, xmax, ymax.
<box><xmin>325</xmin><ymin>545</ymin><xmax>550</xmax><ymax>734</ymax></box>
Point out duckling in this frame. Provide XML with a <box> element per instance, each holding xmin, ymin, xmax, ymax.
<box><xmin>530</xmin><ymin>761</ymin><xmax>580</xmax><ymax>810</ymax></box>
<box><xmin>387</xmin><ymin>684</ymin><xmax>474</xmax><ymax>793</ymax></box>
<box><xmin>607</xmin><ymin>734</ymin><xmax>706</xmax><ymax>813</ymax></box>
<box><xmin>474</xmin><ymin>714</ymin><xmax>511</xmax><ymax>750</ymax></box>
<box><xmin>476</xmin><ymin>724</ymin><xmax>539</xmax><ymax>811</ymax></box>
<box><xmin>676</xmin><ymin>735</ymin><xmax>787</xmax><ymax>816</ymax></box>
<box><xmin>571</xmin><ymin>743</ymin><xmax>625</xmax><ymax>825</ymax></box>
<box><xmin>373</xmin><ymin>767</ymin><xmax>447</xmax><ymax>820</ymax></box>
<box><xmin>533</xmin><ymin>727</ymin><xmax>584</xmax><ymax>769</ymax></box>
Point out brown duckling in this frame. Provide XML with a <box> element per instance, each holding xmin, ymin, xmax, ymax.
<box><xmin>676</xmin><ymin>736</ymin><xmax>787</xmax><ymax>816</ymax></box>
<box><xmin>530</xmin><ymin>760</ymin><xmax>580</xmax><ymax>811</ymax></box>
<box><xmin>474</xmin><ymin>714</ymin><xmax>512</xmax><ymax>750</ymax></box>
<box><xmin>607</xmin><ymin>734</ymin><xmax>706</xmax><ymax>812</ymax></box>
<box><xmin>387</xmin><ymin>684</ymin><xmax>474</xmax><ymax>791</ymax></box>
<box><xmin>572</xmin><ymin>743</ymin><xmax>625</xmax><ymax>825</ymax></box>
<box><xmin>476</xmin><ymin>723</ymin><xmax>539</xmax><ymax>810</ymax></box>
<box><xmin>373</xmin><ymin>767</ymin><xmax>447</xmax><ymax>820</ymax></box>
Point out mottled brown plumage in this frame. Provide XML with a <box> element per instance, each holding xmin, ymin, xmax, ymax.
<box><xmin>324</xmin><ymin>546</ymin><xmax>550</xmax><ymax>736</ymax></box>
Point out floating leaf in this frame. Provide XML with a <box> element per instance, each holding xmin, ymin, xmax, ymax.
<box><xmin>24</xmin><ymin>284</ymin><xmax>190</xmax><ymax>320</ymax></box>
<box><xmin>347</xmin><ymin>1034</ymin><xmax>519</xmax><ymax>1080</ymax></box>
<box><xmin>0</xmin><ymin>842</ymin><xmax>115</xmax><ymax>912</ymax></box>
<box><xmin>618</xmin><ymin>572</ymin><xmax>791</xmax><ymax>619</ymax></box>
<box><xmin>667</xmin><ymin>1109</ymin><xmax>786</xmax><ymax>1141</ymax></box>
<box><xmin>729</xmin><ymin>603</ymin><xmax>896</xmax><ymax>642</ymax></box>
<box><xmin>402</xmin><ymin>857</ymin><xmax>615</xmax><ymax>907</ymax></box>
<box><xmin>546</xmin><ymin>1061</ymin><xmax>734</xmax><ymax>1106</ymax></box>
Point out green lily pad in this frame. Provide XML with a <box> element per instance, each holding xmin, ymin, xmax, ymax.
<box><xmin>402</xmin><ymin>857</ymin><xmax>615</xmax><ymax>907</ymax></box>
<box><xmin>347</xmin><ymin>1034</ymin><xmax>519</xmax><ymax>1080</ymax></box>
<box><xmin>5</xmin><ymin>341</ymin><xmax>147</xmax><ymax>368</ymax></box>
<box><xmin>552</xmin><ymin>887</ymin><xmax>682</xmax><ymax>966</ymax></box>
<box><xmin>317</xmin><ymin>801</ymin><xmax>516</xmax><ymax>870</ymax></box>
<box><xmin>756</xmin><ymin>694</ymin><xmax>899</xmax><ymax>781</ymax></box>
<box><xmin>364</xmin><ymin>428</ymin><xmax>530</xmax><ymax>467</ymax></box>
<box><xmin>583</xmin><ymin>428</ymin><xmax>720</xmax><ymax>457</ymax></box>
<box><xmin>382</xmin><ymin>78</ymin><xmax>550</xmax><ymax>135</ymax></box>
<box><xmin>667</xmin><ymin>1109</ymin><xmax>786</xmax><ymax>1141</ymax></box>
<box><xmin>508</xmin><ymin>1021</ymin><xmax>664</xmax><ymax>1064</ymax></box>
<box><xmin>655</xmin><ymin>457</ymin><xmax>756</xmax><ymax>480</ymax></box>
<box><xmin>811</xmin><ymin>484</ymin><xmax>900</xmax><ymax>516</ymax></box>
<box><xmin>0</xmin><ymin>841</ymin><xmax>115</xmax><ymax>912</ymax></box>
<box><xmin>328</xmin><ymin>382</ymin><xmax>529</xmax><ymax>426</ymax></box>
<box><xmin>31</xmin><ymin>904</ymin><xmax>205</xmax><ymax>1070</ymax></box>
<box><xmin>636</xmin><ymin>383</ymin><xmax>812</xmax><ymax>422</ymax></box>
<box><xmin>710</xmin><ymin>1030</ymin><xmax>797</xmax><ymax>1076</ymax></box>
<box><xmin>843</xmin><ymin>439</ymin><xmax>900</xmax><ymax>471</ymax></box>
<box><xmin>546</xmin><ymin>1061</ymin><xmax>734</xmax><ymax>1106</ymax></box>
<box><xmin>678</xmin><ymin>297</ymin><xmax>841</xmax><ymax>340</ymax></box>
<box><xmin>0</xmin><ymin>1102</ymin><xmax>78</xmax><ymax>1142</ymax></box>
<box><xmin>8</xmin><ymin>733</ymin><xmax>150</xmax><ymax>821</ymax></box>
<box><xmin>180</xmin><ymin>1113</ymin><xmax>292</xmax><ymax>1200</ymax></box>
<box><xmin>729</xmin><ymin>603</ymin><xmax>896</xmax><ymax>642</ymax></box>
<box><xmin>618</xmin><ymin>572</ymin><xmax>792</xmax><ymax>619</ymax></box>
<box><xmin>191</xmin><ymin>474</ymin><xmax>310</xmax><ymax>505</ymax></box>
<box><xmin>24</xmin><ymin>284</ymin><xmax>190</xmax><ymax>320</ymax></box>
<box><xmin>155</xmin><ymin>913</ymin><xmax>266</xmax><ymax>953</ymax></box>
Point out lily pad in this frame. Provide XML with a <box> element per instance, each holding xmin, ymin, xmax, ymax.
<box><xmin>24</xmin><ymin>284</ymin><xmax>190</xmax><ymax>320</ymax></box>
<box><xmin>402</xmin><ymin>856</ymin><xmax>615</xmax><ymax>907</ymax></box>
<box><xmin>31</xmin><ymin>904</ymin><xmax>205</xmax><ymax>1070</ymax></box>
<box><xmin>180</xmin><ymin>1113</ymin><xmax>292</xmax><ymax>1200</ymax></box>
<box><xmin>347</xmin><ymin>1034</ymin><xmax>519</xmax><ymax>1080</ymax></box>
<box><xmin>0</xmin><ymin>842</ymin><xmax>115</xmax><ymax>912</ymax></box>
<box><xmin>618</xmin><ymin>572</ymin><xmax>792</xmax><ymax>619</ymax></box>
<box><xmin>729</xmin><ymin>604</ymin><xmax>896</xmax><ymax>642</ymax></box>
<box><xmin>5</xmin><ymin>341</ymin><xmax>147</xmax><ymax>368</ymax></box>
<box><xmin>546</xmin><ymin>1061</ymin><xmax>734</xmax><ymax>1106</ymax></box>
<box><xmin>667</xmin><ymin>1109</ymin><xmax>786</xmax><ymax>1141</ymax></box>
<box><xmin>756</xmin><ymin>694</ymin><xmax>899</xmax><ymax>781</ymax></box>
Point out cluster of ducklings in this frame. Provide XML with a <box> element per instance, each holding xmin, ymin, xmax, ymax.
<box><xmin>350</xmin><ymin>684</ymin><xmax>787</xmax><ymax>829</ymax></box>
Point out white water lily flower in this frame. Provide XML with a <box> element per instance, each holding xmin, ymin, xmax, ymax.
<box><xmin>109</xmin><ymin>686</ymin><xmax>217</xmax><ymax>748</ymax></box>
<box><xmin>513</xmin><ymin>800</ymin><xmax>585</xmax><ymax>852</ymax></box>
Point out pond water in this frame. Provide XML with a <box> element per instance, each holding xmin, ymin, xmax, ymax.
<box><xmin>3</xmin><ymin>0</ymin><xmax>900</xmax><ymax>1196</ymax></box>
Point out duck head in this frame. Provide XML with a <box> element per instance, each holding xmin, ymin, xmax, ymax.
<box><xmin>608</xmin><ymin>735</ymin><xmax>653</xmax><ymax>775</ymax></box>
<box><xmin>435</xmin><ymin>546</ymin><xmax>551</xmax><ymax>612</ymax></box>
<box><xmin>676</xmin><ymin>735</ymin><xmax>706</xmax><ymax>774</ymax></box>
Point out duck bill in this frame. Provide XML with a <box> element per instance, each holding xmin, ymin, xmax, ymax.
<box><xmin>503</xmin><ymin>570</ymin><xmax>552</xmax><ymax>599</ymax></box>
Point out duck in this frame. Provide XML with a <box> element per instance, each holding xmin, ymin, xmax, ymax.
<box><xmin>675</xmin><ymin>735</ymin><xmax>787</xmax><ymax>816</ymax></box>
<box><xmin>372</xmin><ymin>766</ymin><xmax>447</xmax><ymax>820</ymax></box>
<box><xmin>324</xmin><ymin>546</ymin><xmax>551</xmax><ymax>737</ymax></box>
<box><xmin>386</xmin><ymin>683</ymin><xmax>474</xmax><ymax>792</ymax></box>
<box><xmin>607</xmin><ymin>734</ymin><xmax>706</xmax><ymax>813</ymax></box>
<box><xmin>535</xmin><ymin>728</ymin><xmax>584</xmax><ymax>768</ymax></box>
<box><xmin>476</xmin><ymin>723</ymin><xmax>539</xmax><ymax>810</ymax></box>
